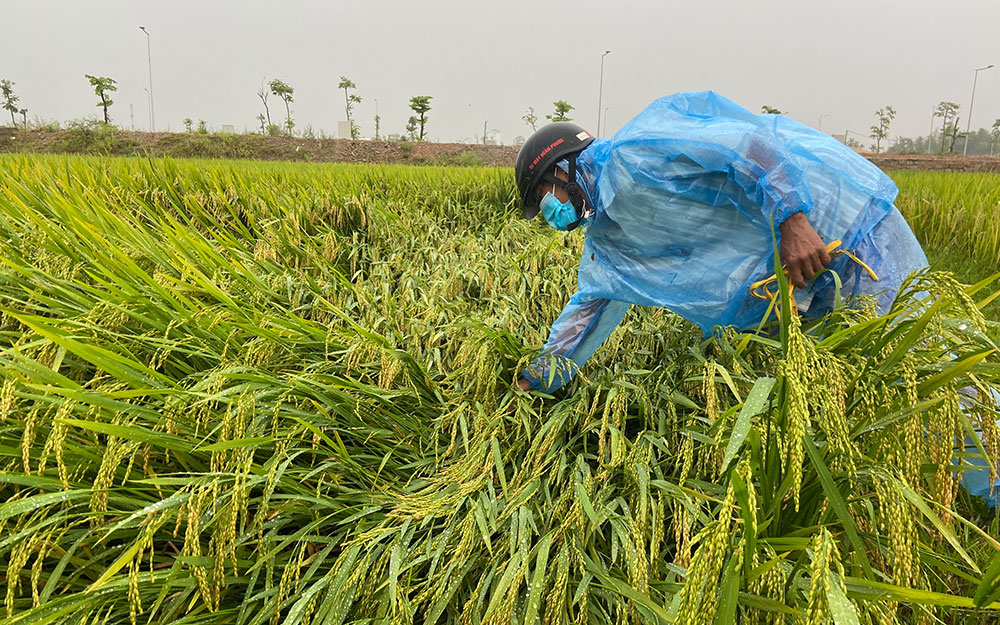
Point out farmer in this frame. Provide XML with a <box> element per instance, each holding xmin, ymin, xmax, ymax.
<box><xmin>514</xmin><ymin>91</ymin><xmax>929</xmax><ymax>394</ymax></box>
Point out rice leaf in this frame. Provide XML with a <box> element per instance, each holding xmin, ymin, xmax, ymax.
<box><xmin>721</xmin><ymin>376</ymin><xmax>775</xmax><ymax>472</ymax></box>
<box><xmin>893</xmin><ymin>479</ymin><xmax>980</xmax><ymax>574</ymax></box>
<box><xmin>803</xmin><ymin>433</ymin><xmax>873</xmax><ymax>578</ymax></box>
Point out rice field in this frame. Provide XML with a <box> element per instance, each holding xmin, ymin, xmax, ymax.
<box><xmin>893</xmin><ymin>171</ymin><xmax>1000</xmax><ymax>296</ymax></box>
<box><xmin>1</xmin><ymin>153</ymin><xmax>999</xmax><ymax>625</ymax></box>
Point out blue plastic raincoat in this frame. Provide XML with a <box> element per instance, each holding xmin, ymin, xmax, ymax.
<box><xmin>522</xmin><ymin>91</ymin><xmax>929</xmax><ymax>393</ymax></box>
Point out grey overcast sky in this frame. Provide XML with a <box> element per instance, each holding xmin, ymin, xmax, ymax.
<box><xmin>3</xmin><ymin>0</ymin><xmax>998</xmax><ymax>145</ymax></box>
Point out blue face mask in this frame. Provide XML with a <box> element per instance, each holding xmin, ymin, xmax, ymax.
<box><xmin>540</xmin><ymin>190</ymin><xmax>581</xmax><ymax>231</ymax></box>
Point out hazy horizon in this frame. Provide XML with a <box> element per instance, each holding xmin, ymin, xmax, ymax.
<box><xmin>3</xmin><ymin>0</ymin><xmax>998</xmax><ymax>146</ymax></box>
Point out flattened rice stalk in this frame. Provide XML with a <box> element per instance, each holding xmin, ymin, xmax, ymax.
<box><xmin>542</xmin><ymin>543</ymin><xmax>570</xmax><ymax>625</ymax></box>
<box><xmin>36</xmin><ymin>400</ymin><xmax>73</xmax><ymax>479</ymax></box>
<box><xmin>20</xmin><ymin>402</ymin><xmax>42</xmax><ymax>475</ymax></box>
<box><xmin>184</xmin><ymin>484</ymin><xmax>214</xmax><ymax>610</ymax></box>
<box><xmin>606</xmin><ymin>389</ymin><xmax>629</xmax><ymax>469</ymax></box>
<box><xmin>0</xmin><ymin>377</ymin><xmax>15</xmax><ymax>422</ymax></box>
<box><xmin>28</xmin><ymin>528</ymin><xmax>52</xmax><ymax>610</ymax></box>
<box><xmin>650</xmin><ymin>491</ymin><xmax>667</xmax><ymax>572</ymax></box>
<box><xmin>89</xmin><ymin>435</ymin><xmax>136</xmax><ymax>522</ymax></box>
<box><xmin>5</xmin><ymin>534</ymin><xmax>35</xmax><ymax>618</ymax></box>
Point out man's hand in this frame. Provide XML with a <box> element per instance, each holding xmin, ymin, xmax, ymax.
<box><xmin>779</xmin><ymin>212</ymin><xmax>831</xmax><ymax>289</ymax></box>
<box><xmin>515</xmin><ymin>378</ymin><xmax>531</xmax><ymax>392</ymax></box>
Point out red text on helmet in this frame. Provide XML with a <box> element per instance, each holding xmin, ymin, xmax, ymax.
<box><xmin>528</xmin><ymin>138</ymin><xmax>564</xmax><ymax>171</ymax></box>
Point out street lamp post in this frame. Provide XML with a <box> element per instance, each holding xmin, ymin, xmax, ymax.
<box><xmin>597</xmin><ymin>50</ymin><xmax>610</xmax><ymax>136</ymax></box>
<box><xmin>139</xmin><ymin>26</ymin><xmax>155</xmax><ymax>131</ymax></box>
<box><xmin>604</xmin><ymin>107</ymin><xmax>610</xmax><ymax>137</ymax></box>
<box><xmin>963</xmin><ymin>64</ymin><xmax>994</xmax><ymax>155</ymax></box>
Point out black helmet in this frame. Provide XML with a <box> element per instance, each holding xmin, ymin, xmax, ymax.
<box><xmin>515</xmin><ymin>122</ymin><xmax>595</xmax><ymax>220</ymax></box>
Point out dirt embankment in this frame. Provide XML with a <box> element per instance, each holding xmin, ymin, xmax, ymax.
<box><xmin>2</xmin><ymin>127</ymin><xmax>999</xmax><ymax>172</ymax></box>
<box><xmin>0</xmin><ymin>127</ymin><xmax>520</xmax><ymax>166</ymax></box>
<box><xmin>863</xmin><ymin>153</ymin><xmax>1000</xmax><ymax>173</ymax></box>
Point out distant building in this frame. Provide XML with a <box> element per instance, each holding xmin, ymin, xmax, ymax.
<box><xmin>338</xmin><ymin>121</ymin><xmax>351</xmax><ymax>139</ymax></box>
<box><xmin>220</xmin><ymin>124</ymin><xmax>236</xmax><ymax>134</ymax></box>
<box><xmin>514</xmin><ymin>136</ymin><xmax>526</xmax><ymax>146</ymax></box>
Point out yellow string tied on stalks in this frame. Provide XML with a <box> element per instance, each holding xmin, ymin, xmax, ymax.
<box><xmin>750</xmin><ymin>239</ymin><xmax>879</xmax><ymax>315</ymax></box>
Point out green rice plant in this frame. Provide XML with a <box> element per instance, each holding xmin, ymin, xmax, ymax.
<box><xmin>0</xmin><ymin>154</ymin><xmax>999</xmax><ymax>624</ymax></box>
<box><xmin>892</xmin><ymin>171</ymin><xmax>1000</xmax><ymax>290</ymax></box>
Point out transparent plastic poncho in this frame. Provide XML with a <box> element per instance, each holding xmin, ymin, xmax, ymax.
<box><xmin>522</xmin><ymin>91</ymin><xmax>928</xmax><ymax>393</ymax></box>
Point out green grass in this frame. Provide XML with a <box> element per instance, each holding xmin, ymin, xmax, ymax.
<box><xmin>0</xmin><ymin>154</ymin><xmax>999</xmax><ymax>625</ymax></box>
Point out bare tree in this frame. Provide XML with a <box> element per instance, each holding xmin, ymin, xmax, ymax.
<box><xmin>947</xmin><ymin>116</ymin><xmax>963</xmax><ymax>154</ymax></box>
<box><xmin>257</xmin><ymin>78</ymin><xmax>271</xmax><ymax>128</ymax></box>
<box><xmin>522</xmin><ymin>106</ymin><xmax>538</xmax><ymax>132</ymax></box>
